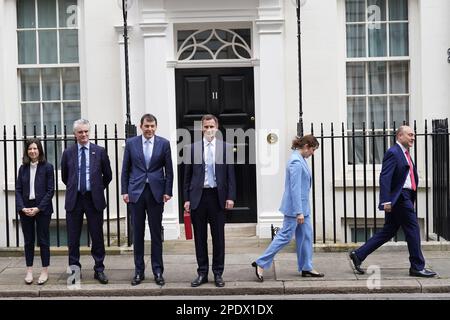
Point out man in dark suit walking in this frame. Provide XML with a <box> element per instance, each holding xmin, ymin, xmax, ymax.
<box><xmin>349</xmin><ymin>125</ymin><xmax>436</xmax><ymax>278</ymax></box>
<box><xmin>183</xmin><ymin>114</ymin><xmax>236</xmax><ymax>288</ymax></box>
<box><xmin>121</xmin><ymin>114</ymin><xmax>173</xmax><ymax>286</ymax></box>
<box><xmin>61</xmin><ymin>119</ymin><xmax>112</xmax><ymax>284</ymax></box>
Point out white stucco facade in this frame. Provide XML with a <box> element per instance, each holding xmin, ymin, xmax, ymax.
<box><xmin>0</xmin><ymin>0</ymin><xmax>449</xmax><ymax>246</ymax></box>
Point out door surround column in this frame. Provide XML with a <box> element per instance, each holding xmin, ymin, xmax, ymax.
<box><xmin>255</xmin><ymin>0</ymin><xmax>287</xmax><ymax>238</ymax></box>
<box><xmin>140</xmin><ymin>9</ymin><xmax>179</xmax><ymax>240</ymax></box>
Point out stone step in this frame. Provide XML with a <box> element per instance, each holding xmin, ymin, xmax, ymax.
<box><xmin>179</xmin><ymin>223</ymin><xmax>256</xmax><ymax>239</ymax></box>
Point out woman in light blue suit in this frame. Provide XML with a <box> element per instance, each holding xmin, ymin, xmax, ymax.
<box><xmin>252</xmin><ymin>135</ymin><xmax>323</xmax><ymax>281</ymax></box>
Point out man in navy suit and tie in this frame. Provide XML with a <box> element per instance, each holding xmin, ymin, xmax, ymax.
<box><xmin>350</xmin><ymin>125</ymin><xmax>436</xmax><ymax>278</ymax></box>
<box><xmin>121</xmin><ymin>114</ymin><xmax>173</xmax><ymax>286</ymax></box>
<box><xmin>61</xmin><ymin>119</ymin><xmax>112</xmax><ymax>284</ymax></box>
<box><xmin>183</xmin><ymin>114</ymin><xmax>236</xmax><ymax>288</ymax></box>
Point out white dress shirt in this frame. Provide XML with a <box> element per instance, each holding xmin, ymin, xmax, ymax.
<box><xmin>142</xmin><ymin>135</ymin><xmax>155</xmax><ymax>183</ymax></box>
<box><xmin>396</xmin><ymin>141</ymin><xmax>413</xmax><ymax>190</ymax></box>
<box><xmin>382</xmin><ymin>142</ymin><xmax>414</xmax><ymax>207</ymax></box>
<box><xmin>203</xmin><ymin>137</ymin><xmax>216</xmax><ymax>188</ymax></box>
<box><xmin>78</xmin><ymin>142</ymin><xmax>91</xmax><ymax>192</ymax></box>
<box><xmin>29</xmin><ymin>161</ymin><xmax>38</xmax><ymax>200</ymax></box>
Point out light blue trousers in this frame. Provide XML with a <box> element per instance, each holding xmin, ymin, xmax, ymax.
<box><xmin>255</xmin><ymin>215</ymin><xmax>313</xmax><ymax>272</ymax></box>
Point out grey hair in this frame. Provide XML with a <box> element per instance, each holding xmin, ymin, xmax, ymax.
<box><xmin>395</xmin><ymin>125</ymin><xmax>411</xmax><ymax>138</ymax></box>
<box><xmin>73</xmin><ymin>119</ymin><xmax>90</xmax><ymax>133</ymax></box>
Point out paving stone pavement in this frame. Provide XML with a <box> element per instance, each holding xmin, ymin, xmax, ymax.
<box><xmin>0</xmin><ymin>239</ymin><xmax>449</xmax><ymax>298</ymax></box>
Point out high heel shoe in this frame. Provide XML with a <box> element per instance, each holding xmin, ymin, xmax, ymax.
<box><xmin>24</xmin><ymin>272</ymin><xmax>33</xmax><ymax>285</ymax></box>
<box><xmin>251</xmin><ymin>262</ymin><xmax>264</xmax><ymax>282</ymax></box>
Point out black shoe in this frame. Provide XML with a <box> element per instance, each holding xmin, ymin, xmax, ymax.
<box><xmin>154</xmin><ymin>273</ymin><xmax>165</xmax><ymax>286</ymax></box>
<box><xmin>349</xmin><ymin>251</ymin><xmax>365</xmax><ymax>274</ymax></box>
<box><xmin>94</xmin><ymin>271</ymin><xmax>109</xmax><ymax>284</ymax></box>
<box><xmin>251</xmin><ymin>262</ymin><xmax>264</xmax><ymax>282</ymax></box>
<box><xmin>301</xmin><ymin>270</ymin><xmax>325</xmax><ymax>278</ymax></box>
<box><xmin>214</xmin><ymin>275</ymin><xmax>225</xmax><ymax>288</ymax></box>
<box><xmin>191</xmin><ymin>274</ymin><xmax>208</xmax><ymax>287</ymax></box>
<box><xmin>131</xmin><ymin>274</ymin><xmax>145</xmax><ymax>286</ymax></box>
<box><xmin>409</xmin><ymin>268</ymin><xmax>437</xmax><ymax>278</ymax></box>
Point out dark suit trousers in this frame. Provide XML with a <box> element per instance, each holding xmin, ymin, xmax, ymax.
<box><xmin>20</xmin><ymin>201</ymin><xmax>51</xmax><ymax>267</ymax></box>
<box><xmin>66</xmin><ymin>192</ymin><xmax>105</xmax><ymax>273</ymax></box>
<box><xmin>130</xmin><ymin>184</ymin><xmax>164</xmax><ymax>276</ymax></box>
<box><xmin>355</xmin><ymin>189</ymin><xmax>425</xmax><ymax>271</ymax></box>
<box><xmin>191</xmin><ymin>188</ymin><xmax>225</xmax><ymax>277</ymax></box>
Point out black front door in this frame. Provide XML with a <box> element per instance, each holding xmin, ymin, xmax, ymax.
<box><xmin>175</xmin><ymin>67</ymin><xmax>257</xmax><ymax>223</ymax></box>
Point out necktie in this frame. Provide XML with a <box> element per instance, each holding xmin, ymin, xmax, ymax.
<box><xmin>144</xmin><ymin>140</ymin><xmax>152</xmax><ymax>169</ymax></box>
<box><xmin>206</xmin><ymin>142</ymin><xmax>215</xmax><ymax>187</ymax></box>
<box><xmin>80</xmin><ymin>146</ymin><xmax>87</xmax><ymax>194</ymax></box>
<box><xmin>405</xmin><ymin>150</ymin><xmax>417</xmax><ymax>191</ymax></box>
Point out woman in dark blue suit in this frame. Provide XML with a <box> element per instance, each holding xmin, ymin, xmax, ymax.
<box><xmin>16</xmin><ymin>139</ymin><xmax>54</xmax><ymax>285</ymax></box>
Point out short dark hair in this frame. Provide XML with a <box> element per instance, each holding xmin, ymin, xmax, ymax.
<box><xmin>140</xmin><ymin>114</ymin><xmax>158</xmax><ymax>126</ymax></box>
<box><xmin>291</xmin><ymin>134</ymin><xmax>319</xmax><ymax>150</ymax></box>
<box><xmin>22</xmin><ymin>138</ymin><xmax>46</xmax><ymax>165</ymax></box>
<box><xmin>201</xmin><ymin>114</ymin><xmax>219</xmax><ymax>126</ymax></box>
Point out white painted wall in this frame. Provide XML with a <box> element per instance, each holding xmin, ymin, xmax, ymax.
<box><xmin>1</xmin><ymin>0</ymin><xmax>450</xmax><ymax>246</ymax></box>
<box><xmin>1</xmin><ymin>0</ymin><xmax>23</xmax><ymax>247</ymax></box>
<box><xmin>418</xmin><ymin>0</ymin><xmax>450</xmax><ymax>120</ymax></box>
<box><xmin>80</xmin><ymin>0</ymin><xmax>124</xmax><ymax>127</ymax></box>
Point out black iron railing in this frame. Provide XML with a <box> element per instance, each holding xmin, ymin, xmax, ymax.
<box><xmin>1</xmin><ymin>124</ymin><xmax>126</xmax><ymax>248</ymax></box>
<box><xmin>1</xmin><ymin>120</ymin><xmax>449</xmax><ymax>247</ymax></box>
<box><xmin>270</xmin><ymin>119</ymin><xmax>449</xmax><ymax>243</ymax></box>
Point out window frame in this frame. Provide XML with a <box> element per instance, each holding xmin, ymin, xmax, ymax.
<box><xmin>16</xmin><ymin>0</ymin><xmax>81</xmax><ymax>169</ymax></box>
<box><xmin>345</xmin><ymin>0</ymin><xmax>411</xmax><ymax>166</ymax></box>
<box><xmin>17</xmin><ymin>0</ymin><xmax>79</xmax><ymax>66</ymax></box>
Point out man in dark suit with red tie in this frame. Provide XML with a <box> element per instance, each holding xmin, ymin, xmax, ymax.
<box><xmin>121</xmin><ymin>114</ymin><xmax>173</xmax><ymax>286</ymax></box>
<box><xmin>183</xmin><ymin>114</ymin><xmax>236</xmax><ymax>288</ymax></box>
<box><xmin>61</xmin><ymin>119</ymin><xmax>112</xmax><ymax>284</ymax></box>
<box><xmin>350</xmin><ymin>125</ymin><xmax>436</xmax><ymax>278</ymax></box>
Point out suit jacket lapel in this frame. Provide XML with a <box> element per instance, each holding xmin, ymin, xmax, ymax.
<box><xmin>298</xmin><ymin>153</ymin><xmax>311</xmax><ymax>186</ymax></box>
<box><xmin>193</xmin><ymin>140</ymin><xmax>204</xmax><ymax>167</ymax></box>
<box><xmin>149</xmin><ymin>136</ymin><xmax>161</xmax><ymax>168</ymax></box>
<box><xmin>89</xmin><ymin>144</ymin><xmax>97</xmax><ymax>174</ymax></box>
<box><xmin>215</xmin><ymin>139</ymin><xmax>223</xmax><ymax>172</ymax></box>
<box><xmin>394</xmin><ymin>143</ymin><xmax>409</xmax><ymax>167</ymax></box>
<box><xmin>35</xmin><ymin>163</ymin><xmax>42</xmax><ymax>188</ymax></box>
<box><xmin>24</xmin><ymin>165</ymin><xmax>31</xmax><ymax>196</ymax></box>
<box><xmin>136</xmin><ymin>135</ymin><xmax>146</xmax><ymax>169</ymax></box>
<box><xmin>395</xmin><ymin>143</ymin><xmax>418</xmax><ymax>185</ymax></box>
<box><xmin>73</xmin><ymin>145</ymin><xmax>79</xmax><ymax>181</ymax></box>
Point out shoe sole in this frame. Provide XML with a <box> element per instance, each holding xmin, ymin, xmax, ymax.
<box><xmin>191</xmin><ymin>281</ymin><xmax>208</xmax><ymax>287</ymax></box>
<box><xmin>409</xmin><ymin>273</ymin><xmax>436</xmax><ymax>278</ymax></box>
<box><xmin>94</xmin><ymin>277</ymin><xmax>109</xmax><ymax>284</ymax></box>
<box><xmin>349</xmin><ymin>254</ymin><xmax>365</xmax><ymax>274</ymax></box>
<box><xmin>252</xmin><ymin>262</ymin><xmax>264</xmax><ymax>282</ymax></box>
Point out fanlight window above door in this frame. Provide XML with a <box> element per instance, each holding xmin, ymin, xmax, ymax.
<box><xmin>177</xmin><ymin>29</ymin><xmax>252</xmax><ymax>61</ymax></box>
